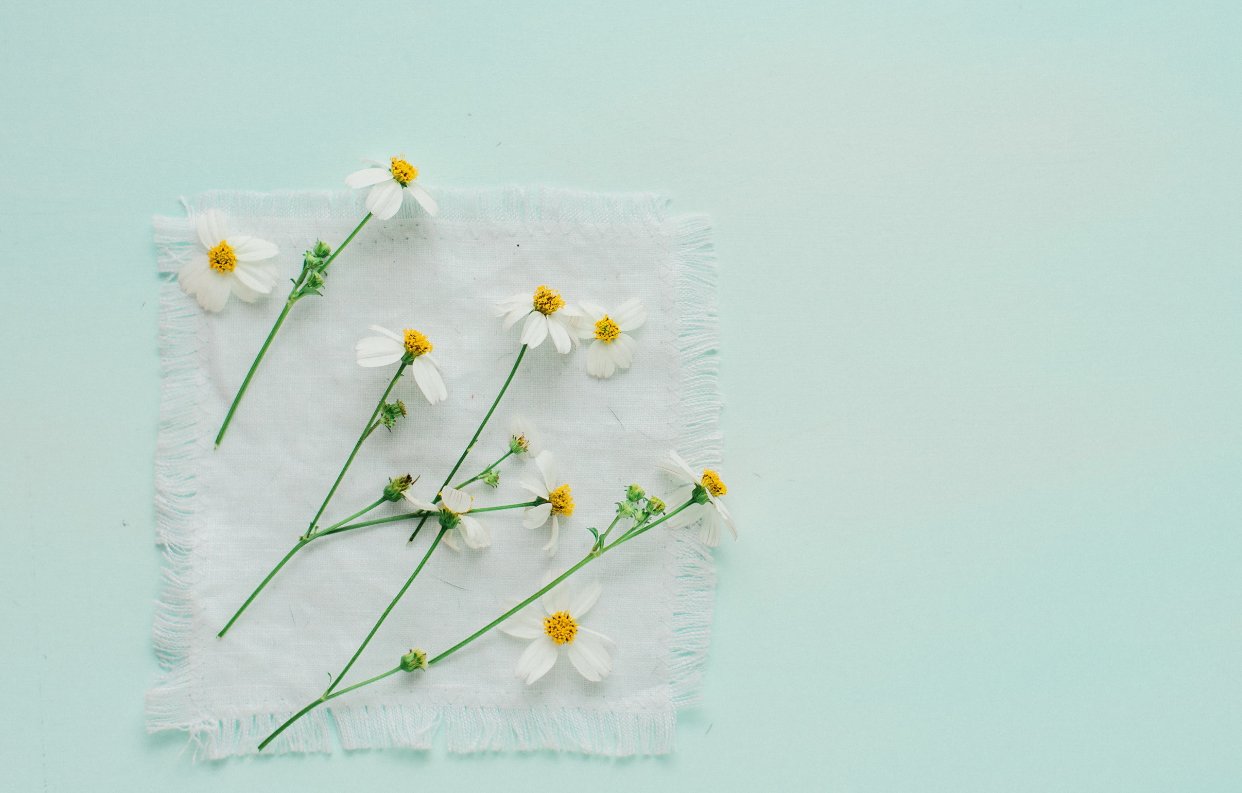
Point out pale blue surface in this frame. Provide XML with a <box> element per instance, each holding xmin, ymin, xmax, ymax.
<box><xmin>2</xmin><ymin>1</ymin><xmax>1241</xmax><ymax>790</ymax></box>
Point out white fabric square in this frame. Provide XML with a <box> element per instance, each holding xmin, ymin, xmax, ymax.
<box><xmin>147</xmin><ymin>187</ymin><xmax>721</xmax><ymax>758</ymax></box>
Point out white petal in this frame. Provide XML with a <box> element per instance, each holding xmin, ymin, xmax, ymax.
<box><xmin>610</xmin><ymin>333</ymin><xmax>636</xmax><ymax>370</ymax></box>
<box><xmin>411</xmin><ymin>355</ymin><xmax>447</xmax><ymax>404</ymax></box>
<box><xmin>516</xmin><ymin>639</ymin><xmax>558</xmax><ymax>685</ymax></box>
<box><xmin>569</xmin><ymin>581</ymin><xmax>602</xmax><ymax>617</ymax></box>
<box><xmin>442</xmin><ymin>529</ymin><xmax>462</xmax><ymax>552</ymax></box>
<box><xmin>713</xmin><ymin>498</ymin><xmax>738</xmax><ymax>540</ymax></box>
<box><xmin>459</xmin><ymin>515</ymin><xmax>490</xmax><ymax>548</ymax></box>
<box><xmin>665</xmin><ymin>499</ymin><xmax>702</xmax><ymax>530</ymax></box>
<box><xmin>520</xmin><ymin>312</ymin><xmax>549</xmax><ymax>348</ymax></box>
<box><xmin>230</xmin><ymin>276</ymin><xmax>263</xmax><ymax>303</ymax></box>
<box><xmin>698</xmin><ymin>509</ymin><xmax>721</xmax><ymax>547</ymax></box>
<box><xmin>227</xmin><ymin>236</ymin><xmax>279</xmax><ymax>262</ymax></box>
<box><xmin>195</xmin><ymin>209</ymin><xmax>229</xmax><ymax>250</ymax></box>
<box><xmin>495</xmin><ymin>293</ymin><xmax>530</xmax><ymax>317</ymax></box>
<box><xmin>369</xmin><ymin>325</ymin><xmax>403</xmax><ymax>341</ymax></box>
<box><xmin>366</xmin><ymin>180</ymin><xmax>404</xmax><ymax>220</ymax></box>
<box><xmin>523</xmin><ymin>502</ymin><xmax>552</xmax><ymax>529</ymax></box>
<box><xmin>614</xmin><ymin>298</ymin><xmax>647</xmax><ymax>332</ymax></box>
<box><xmin>659</xmin><ymin>451</ymin><xmax>699</xmax><ymax>484</ymax></box>
<box><xmin>402</xmin><ymin>492</ymin><xmax>438</xmax><ymax>512</ymax></box>
<box><xmin>541</xmin><ymin>581</ymin><xmax>571</xmax><ymax>614</ymax></box>
<box><xmin>355</xmin><ymin>336</ymin><xmax>404</xmax><ymax>367</ymax></box>
<box><xmin>543</xmin><ymin>516</ymin><xmax>560</xmax><ymax>555</ymax></box>
<box><xmin>231</xmin><ymin>260</ymin><xmax>277</xmax><ymax>294</ymax></box>
<box><xmin>518</xmin><ymin>477</ymin><xmax>549</xmax><ymax>500</ymax></box>
<box><xmin>499</xmin><ymin>608</ymin><xmax>544</xmax><ymax>639</ymax></box>
<box><xmin>345</xmin><ymin>167</ymin><xmax>393</xmax><ymax>189</ymax></box>
<box><xmin>578</xmin><ymin>301</ymin><xmax>607</xmax><ymax>322</ymax></box>
<box><xmin>177</xmin><ymin>254</ymin><xmax>210</xmax><ymax>299</ymax></box>
<box><xmin>405</xmin><ymin>182</ymin><xmax>438</xmax><ymax>216</ymax></box>
<box><xmin>190</xmin><ymin>268</ymin><xmax>231</xmax><ymax>312</ymax></box>
<box><xmin>567</xmin><ymin>632</ymin><xmax>613</xmax><ymax>682</ymax></box>
<box><xmin>547</xmin><ymin>315</ymin><xmax>574</xmax><ymax>354</ymax></box>
<box><xmin>586</xmin><ymin>341</ymin><xmax>615</xmax><ymax>378</ymax></box>
<box><xmin>440</xmin><ymin>487</ymin><xmax>472</xmax><ymax>515</ymax></box>
<box><xmin>534</xmin><ymin>450</ymin><xmax>557</xmax><ymax>491</ymax></box>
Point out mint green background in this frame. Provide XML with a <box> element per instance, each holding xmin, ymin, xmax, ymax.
<box><xmin>2</xmin><ymin>1</ymin><xmax>1241</xmax><ymax>790</ymax></box>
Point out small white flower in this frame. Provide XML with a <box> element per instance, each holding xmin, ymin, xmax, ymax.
<box><xmin>500</xmin><ymin>579</ymin><xmax>614</xmax><ymax>684</ymax></box>
<box><xmin>577</xmin><ymin>298</ymin><xmax>647</xmax><ymax>378</ymax></box>
<box><xmin>403</xmin><ymin>486</ymin><xmax>489</xmax><ymax>551</ymax></box>
<box><xmin>178</xmin><ymin>209</ymin><xmax>280</xmax><ymax>312</ymax></box>
<box><xmin>355</xmin><ymin>325</ymin><xmax>447</xmax><ymax>405</ymax></box>
<box><xmin>495</xmin><ymin>284</ymin><xmax>582</xmax><ymax>353</ymax></box>
<box><xmin>658</xmin><ymin>450</ymin><xmax>737</xmax><ymax>547</ymax></box>
<box><xmin>519</xmin><ymin>451</ymin><xmax>575</xmax><ymax>555</ymax></box>
<box><xmin>345</xmin><ymin>155</ymin><xmax>438</xmax><ymax>220</ymax></box>
<box><xmin>508</xmin><ymin>416</ymin><xmax>542</xmax><ymax>456</ymax></box>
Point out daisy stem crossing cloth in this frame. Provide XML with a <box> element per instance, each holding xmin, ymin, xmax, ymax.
<box><xmin>148</xmin><ymin>187</ymin><xmax>722</xmax><ymax>758</ymax></box>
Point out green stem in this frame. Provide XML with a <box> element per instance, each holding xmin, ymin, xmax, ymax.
<box><xmin>322</xmin><ymin>528</ymin><xmax>449</xmax><ymax>696</ymax></box>
<box><xmin>407</xmin><ymin>345</ymin><xmax>528</xmax><ymax>542</ymax></box>
<box><xmin>213</xmin><ymin>212</ymin><xmax>374</xmax><ymax>448</ymax></box>
<box><xmin>306</xmin><ymin>361</ymin><xmax>408</xmax><ymax>534</ymax></box>
<box><xmin>454</xmin><ymin>449</ymin><xmax>515</xmax><ymax>488</ymax></box>
<box><xmin>257</xmin><ymin>665</ymin><xmax>399</xmax><ymax>752</ymax></box>
<box><xmin>257</xmin><ymin>498</ymin><xmax>697</xmax><ymax>747</ymax></box>
<box><xmin>217</xmin><ymin>497</ymin><xmax>393</xmax><ymax>637</ymax></box>
<box><xmin>328</xmin><ymin>500</ymin><xmax>538</xmax><ymax>533</ymax></box>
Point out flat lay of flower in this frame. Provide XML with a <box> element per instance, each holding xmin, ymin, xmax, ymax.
<box><xmin>501</xmin><ymin>579</ymin><xmax>614</xmax><ymax>684</ymax></box>
<box><xmin>177</xmin><ymin>209</ymin><xmax>280</xmax><ymax>312</ymax></box>
<box><xmin>345</xmin><ymin>155</ymin><xmax>439</xmax><ymax>220</ymax></box>
<box><xmin>519</xmin><ymin>450</ymin><xmax>577</xmax><ymax>554</ymax></box>
<box><xmin>496</xmin><ymin>284</ymin><xmax>582</xmax><ymax>353</ymax></box>
<box><xmin>577</xmin><ymin>298</ymin><xmax>647</xmax><ymax>378</ymax></box>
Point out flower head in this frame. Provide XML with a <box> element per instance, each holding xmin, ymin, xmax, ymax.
<box><xmin>508</xmin><ymin>416</ymin><xmax>542</xmax><ymax>456</ymax></box>
<box><xmin>178</xmin><ymin>209</ymin><xmax>281</xmax><ymax>312</ymax></box>
<box><xmin>576</xmin><ymin>299</ymin><xmax>647</xmax><ymax>378</ymax></box>
<box><xmin>399</xmin><ymin>648</ymin><xmax>428</xmax><ymax>672</ymax></box>
<box><xmin>519</xmin><ymin>451</ymin><xmax>575</xmax><ymax>555</ymax></box>
<box><xmin>355</xmin><ymin>325</ymin><xmax>447</xmax><ymax>405</ymax></box>
<box><xmin>495</xmin><ymin>285</ymin><xmax>582</xmax><ymax>353</ymax></box>
<box><xmin>345</xmin><ymin>155</ymin><xmax>438</xmax><ymax>220</ymax></box>
<box><xmin>382</xmin><ymin>473</ymin><xmax>416</xmax><ymax>501</ymax></box>
<box><xmin>402</xmin><ymin>486</ymin><xmax>489</xmax><ymax>550</ymax></box>
<box><xmin>500</xmin><ymin>579</ymin><xmax>614</xmax><ymax>684</ymax></box>
<box><xmin>657</xmin><ymin>451</ymin><xmax>737</xmax><ymax>547</ymax></box>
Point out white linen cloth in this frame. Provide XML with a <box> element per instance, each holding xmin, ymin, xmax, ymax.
<box><xmin>147</xmin><ymin>187</ymin><xmax>721</xmax><ymax>758</ymax></box>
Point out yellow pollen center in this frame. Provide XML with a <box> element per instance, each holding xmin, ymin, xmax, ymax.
<box><xmin>701</xmin><ymin>469</ymin><xmax>728</xmax><ymax>497</ymax></box>
<box><xmin>532</xmin><ymin>285</ymin><xmax>566</xmax><ymax>315</ymax></box>
<box><xmin>548</xmin><ymin>484</ymin><xmax>575</xmax><ymax>517</ymax></box>
<box><xmin>403</xmin><ymin>328</ymin><xmax>433</xmax><ymax>357</ymax></box>
<box><xmin>207</xmin><ymin>241</ymin><xmax>237</xmax><ymax>274</ymax></box>
<box><xmin>543</xmin><ymin>610</ymin><xmax>578</xmax><ymax>645</ymax></box>
<box><xmin>513</xmin><ymin>434</ymin><xmax>528</xmax><ymax>450</ymax></box>
<box><xmin>390</xmin><ymin>157</ymin><xmax>418</xmax><ymax>186</ymax></box>
<box><xmin>593</xmin><ymin>315</ymin><xmax>621</xmax><ymax>344</ymax></box>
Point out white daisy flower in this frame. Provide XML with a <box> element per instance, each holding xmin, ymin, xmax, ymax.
<box><xmin>508</xmin><ymin>416</ymin><xmax>542</xmax><ymax>456</ymax></box>
<box><xmin>519</xmin><ymin>451</ymin><xmax>575</xmax><ymax>555</ymax></box>
<box><xmin>354</xmin><ymin>325</ymin><xmax>447</xmax><ymax>405</ymax></box>
<box><xmin>177</xmin><ymin>209</ymin><xmax>280</xmax><ymax>312</ymax></box>
<box><xmin>500</xmin><ymin>579</ymin><xmax>614</xmax><ymax>684</ymax></box>
<box><xmin>658</xmin><ymin>450</ymin><xmax>737</xmax><ymax>547</ymax></box>
<box><xmin>345</xmin><ymin>155</ymin><xmax>439</xmax><ymax>220</ymax></box>
<box><xmin>577</xmin><ymin>298</ymin><xmax>648</xmax><ymax>378</ymax></box>
<box><xmin>495</xmin><ymin>284</ymin><xmax>582</xmax><ymax>353</ymax></box>
<box><xmin>402</xmin><ymin>486</ymin><xmax>489</xmax><ymax>551</ymax></box>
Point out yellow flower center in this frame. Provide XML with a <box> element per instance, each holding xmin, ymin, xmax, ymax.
<box><xmin>403</xmin><ymin>328</ymin><xmax>433</xmax><ymax>357</ymax></box>
<box><xmin>543</xmin><ymin>610</ymin><xmax>578</xmax><ymax>645</ymax></box>
<box><xmin>701</xmin><ymin>469</ymin><xmax>727</xmax><ymax>497</ymax></box>
<box><xmin>548</xmin><ymin>484</ymin><xmax>575</xmax><ymax>517</ymax></box>
<box><xmin>390</xmin><ymin>157</ymin><xmax>418</xmax><ymax>186</ymax></box>
<box><xmin>207</xmin><ymin>241</ymin><xmax>237</xmax><ymax>274</ymax></box>
<box><xmin>512</xmin><ymin>434</ymin><xmax>529</xmax><ymax>451</ymax></box>
<box><xmin>532</xmin><ymin>285</ymin><xmax>566</xmax><ymax>315</ymax></box>
<box><xmin>593</xmin><ymin>315</ymin><xmax>621</xmax><ymax>344</ymax></box>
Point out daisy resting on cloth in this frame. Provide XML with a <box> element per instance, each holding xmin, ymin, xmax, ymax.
<box><xmin>658</xmin><ymin>450</ymin><xmax>737</xmax><ymax>547</ymax></box>
<box><xmin>403</xmin><ymin>486</ymin><xmax>489</xmax><ymax>550</ymax></box>
<box><xmin>501</xmin><ymin>579</ymin><xmax>614</xmax><ymax>684</ymax></box>
<box><xmin>345</xmin><ymin>155</ymin><xmax>439</xmax><ymax>220</ymax></box>
<box><xmin>355</xmin><ymin>325</ymin><xmax>447</xmax><ymax>404</ymax></box>
<box><xmin>520</xmin><ymin>450</ymin><xmax>576</xmax><ymax>555</ymax></box>
<box><xmin>495</xmin><ymin>284</ymin><xmax>582</xmax><ymax>353</ymax></box>
<box><xmin>577</xmin><ymin>298</ymin><xmax>647</xmax><ymax>378</ymax></box>
<box><xmin>178</xmin><ymin>209</ymin><xmax>280</xmax><ymax>312</ymax></box>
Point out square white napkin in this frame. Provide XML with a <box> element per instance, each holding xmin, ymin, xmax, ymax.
<box><xmin>147</xmin><ymin>187</ymin><xmax>720</xmax><ymax>758</ymax></box>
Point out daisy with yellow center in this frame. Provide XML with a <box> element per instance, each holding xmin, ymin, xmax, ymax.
<box><xmin>402</xmin><ymin>486</ymin><xmax>489</xmax><ymax>550</ymax></box>
<box><xmin>519</xmin><ymin>450</ymin><xmax>577</xmax><ymax>554</ymax></box>
<box><xmin>345</xmin><ymin>155</ymin><xmax>438</xmax><ymax>220</ymax></box>
<box><xmin>495</xmin><ymin>284</ymin><xmax>583</xmax><ymax>353</ymax></box>
<box><xmin>354</xmin><ymin>325</ymin><xmax>447</xmax><ymax>404</ymax></box>
<box><xmin>657</xmin><ymin>450</ymin><xmax>737</xmax><ymax>547</ymax></box>
<box><xmin>500</xmin><ymin>579</ymin><xmax>614</xmax><ymax>684</ymax></box>
<box><xmin>576</xmin><ymin>298</ymin><xmax>648</xmax><ymax>379</ymax></box>
<box><xmin>178</xmin><ymin>209</ymin><xmax>281</xmax><ymax>312</ymax></box>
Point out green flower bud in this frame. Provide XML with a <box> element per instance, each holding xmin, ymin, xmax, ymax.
<box><xmin>626</xmin><ymin>484</ymin><xmax>645</xmax><ymax>503</ymax></box>
<box><xmin>378</xmin><ymin>399</ymin><xmax>408</xmax><ymax>429</ymax></box>
<box><xmin>400</xmin><ymin>648</ymin><xmax>428</xmax><ymax>672</ymax></box>
<box><xmin>481</xmin><ymin>469</ymin><xmax>501</xmax><ymax>488</ymax></box>
<box><xmin>646</xmin><ymin>496</ymin><xmax>666</xmax><ymax>514</ymax></box>
<box><xmin>383</xmin><ymin>473</ymin><xmax>416</xmax><ymax>501</ymax></box>
<box><xmin>313</xmin><ymin>240</ymin><xmax>332</xmax><ymax>258</ymax></box>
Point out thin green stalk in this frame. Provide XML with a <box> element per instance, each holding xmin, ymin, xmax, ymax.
<box><xmin>328</xmin><ymin>500</ymin><xmax>540</xmax><ymax>533</ymax></box>
<box><xmin>214</xmin><ymin>212</ymin><xmax>373</xmax><ymax>447</ymax></box>
<box><xmin>258</xmin><ymin>499</ymin><xmax>698</xmax><ymax>748</ymax></box>
<box><xmin>454</xmin><ymin>449</ymin><xmax>515</xmax><ymax>488</ymax></box>
<box><xmin>305</xmin><ymin>360</ymin><xmax>409</xmax><ymax>534</ymax></box>
<box><xmin>407</xmin><ymin>344</ymin><xmax>528</xmax><ymax>542</ymax></box>
<box><xmin>217</xmin><ymin>497</ymin><xmax>395</xmax><ymax>637</ymax></box>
